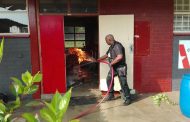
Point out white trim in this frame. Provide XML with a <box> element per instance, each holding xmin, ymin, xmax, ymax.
<box><xmin>174</xmin><ymin>12</ymin><xmax>190</xmax><ymax>14</ymax></box>
<box><xmin>41</xmin><ymin>94</ymin><xmax>65</xmax><ymax>100</ymax></box>
<box><xmin>174</xmin><ymin>31</ymin><xmax>190</xmax><ymax>33</ymax></box>
<box><xmin>0</xmin><ymin>10</ymin><xmax>28</xmax><ymax>12</ymax></box>
<box><xmin>0</xmin><ymin>33</ymin><xmax>30</xmax><ymax>36</ymax></box>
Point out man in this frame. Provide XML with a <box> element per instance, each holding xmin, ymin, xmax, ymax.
<box><xmin>97</xmin><ymin>34</ymin><xmax>131</xmax><ymax>105</ymax></box>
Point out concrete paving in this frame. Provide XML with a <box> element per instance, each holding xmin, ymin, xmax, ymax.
<box><xmin>64</xmin><ymin>91</ymin><xmax>190</xmax><ymax>122</ymax></box>
<box><xmin>12</xmin><ymin>90</ymin><xmax>190</xmax><ymax>122</ymax></box>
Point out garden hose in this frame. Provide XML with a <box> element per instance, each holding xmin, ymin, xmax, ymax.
<box><xmin>72</xmin><ymin>60</ymin><xmax>114</xmax><ymax>120</ymax></box>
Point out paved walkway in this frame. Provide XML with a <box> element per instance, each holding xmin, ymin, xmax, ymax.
<box><xmin>12</xmin><ymin>91</ymin><xmax>190</xmax><ymax>122</ymax></box>
<box><xmin>64</xmin><ymin>91</ymin><xmax>190</xmax><ymax>122</ymax></box>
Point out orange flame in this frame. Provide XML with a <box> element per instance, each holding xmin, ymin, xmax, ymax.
<box><xmin>68</xmin><ymin>48</ymin><xmax>93</xmax><ymax>64</ymax></box>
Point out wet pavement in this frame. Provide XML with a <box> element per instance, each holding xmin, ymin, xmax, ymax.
<box><xmin>64</xmin><ymin>91</ymin><xmax>190</xmax><ymax>122</ymax></box>
<box><xmin>12</xmin><ymin>90</ymin><xmax>190</xmax><ymax>122</ymax></box>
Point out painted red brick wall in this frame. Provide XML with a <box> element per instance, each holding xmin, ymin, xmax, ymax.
<box><xmin>100</xmin><ymin>0</ymin><xmax>173</xmax><ymax>92</ymax></box>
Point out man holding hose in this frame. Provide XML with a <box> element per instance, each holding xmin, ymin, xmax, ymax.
<box><xmin>97</xmin><ymin>34</ymin><xmax>131</xmax><ymax>105</ymax></box>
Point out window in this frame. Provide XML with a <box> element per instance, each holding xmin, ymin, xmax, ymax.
<box><xmin>174</xmin><ymin>0</ymin><xmax>190</xmax><ymax>33</ymax></box>
<box><xmin>65</xmin><ymin>26</ymin><xmax>85</xmax><ymax>48</ymax></box>
<box><xmin>0</xmin><ymin>0</ymin><xmax>29</xmax><ymax>35</ymax></box>
<box><xmin>39</xmin><ymin>0</ymin><xmax>98</xmax><ymax>14</ymax></box>
<box><xmin>71</xmin><ymin>0</ymin><xmax>97</xmax><ymax>13</ymax></box>
<box><xmin>40</xmin><ymin>0</ymin><xmax>67</xmax><ymax>13</ymax></box>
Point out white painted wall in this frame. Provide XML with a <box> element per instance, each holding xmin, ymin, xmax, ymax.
<box><xmin>99</xmin><ymin>15</ymin><xmax>134</xmax><ymax>91</ymax></box>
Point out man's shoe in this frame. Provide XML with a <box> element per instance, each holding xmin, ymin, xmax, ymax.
<box><xmin>104</xmin><ymin>94</ymin><xmax>115</xmax><ymax>101</ymax></box>
<box><xmin>123</xmin><ymin>99</ymin><xmax>131</xmax><ymax>106</ymax></box>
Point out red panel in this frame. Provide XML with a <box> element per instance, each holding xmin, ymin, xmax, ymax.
<box><xmin>134</xmin><ymin>22</ymin><xmax>150</xmax><ymax>92</ymax></box>
<box><xmin>134</xmin><ymin>22</ymin><xmax>150</xmax><ymax>56</ymax></box>
<box><xmin>28</xmin><ymin>0</ymin><xmax>41</xmax><ymax>99</ymax></box>
<box><xmin>40</xmin><ymin>15</ymin><xmax>66</xmax><ymax>94</ymax></box>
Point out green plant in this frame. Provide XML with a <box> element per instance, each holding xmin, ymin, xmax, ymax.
<box><xmin>10</xmin><ymin>71</ymin><xmax>42</xmax><ymax>98</ymax></box>
<box><xmin>0</xmin><ymin>101</ymin><xmax>11</xmax><ymax>122</ymax></box>
<box><xmin>0</xmin><ymin>71</ymin><xmax>42</xmax><ymax>122</ymax></box>
<box><xmin>152</xmin><ymin>93</ymin><xmax>178</xmax><ymax>106</ymax></box>
<box><xmin>0</xmin><ymin>37</ymin><xmax>4</xmax><ymax>63</ymax></box>
<box><xmin>0</xmin><ymin>37</ymin><xmax>42</xmax><ymax>122</ymax></box>
<box><xmin>0</xmin><ymin>37</ymin><xmax>77</xmax><ymax>122</ymax></box>
<box><xmin>22</xmin><ymin>88</ymin><xmax>79</xmax><ymax>122</ymax></box>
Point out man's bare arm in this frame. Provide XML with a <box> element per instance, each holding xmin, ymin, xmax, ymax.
<box><xmin>110</xmin><ymin>54</ymin><xmax>123</xmax><ymax>66</ymax></box>
<box><xmin>97</xmin><ymin>54</ymin><xmax>108</xmax><ymax>61</ymax></box>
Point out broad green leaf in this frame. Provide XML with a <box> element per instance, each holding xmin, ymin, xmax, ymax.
<box><xmin>23</xmin><ymin>86</ymin><xmax>30</xmax><ymax>94</ymax></box>
<box><xmin>0</xmin><ymin>102</ymin><xmax>6</xmax><ymax>114</ymax></box>
<box><xmin>4</xmin><ymin>113</ymin><xmax>11</xmax><ymax>122</ymax></box>
<box><xmin>27</xmin><ymin>85</ymin><xmax>39</xmax><ymax>95</ymax></box>
<box><xmin>59</xmin><ymin>98</ymin><xmax>66</xmax><ymax>111</ymax></box>
<box><xmin>22</xmin><ymin>113</ymin><xmax>38</xmax><ymax>122</ymax></box>
<box><xmin>0</xmin><ymin>37</ymin><xmax>4</xmax><ymax>63</ymax></box>
<box><xmin>22</xmin><ymin>71</ymin><xmax>32</xmax><ymax>86</ymax></box>
<box><xmin>55</xmin><ymin>88</ymin><xmax>72</xmax><ymax>119</ymax></box>
<box><xmin>10</xmin><ymin>84</ymin><xmax>17</xmax><ymax>97</ymax></box>
<box><xmin>25</xmin><ymin>101</ymin><xmax>42</xmax><ymax>107</ymax></box>
<box><xmin>10</xmin><ymin>82</ymin><xmax>23</xmax><ymax>97</ymax></box>
<box><xmin>10</xmin><ymin>77</ymin><xmax>23</xmax><ymax>87</ymax></box>
<box><xmin>40</xmin><ymin>108</ymin><xmax>56</xmax><ymax>122</ymax></box>
<box><xmin>13</xmin><ymin>97</ymin><xmax>21</xmax><ymax>110</ymax></box>
<box><xmin>51</xmin><ymin>91</ymin><xmax>62</xmax><ymax>112</ymax></box>
<box><xmin>44</xmin><ymin>102</ymin><xmax>56</xmax><ymax>116</ymax></box>
<box><xmin>32</xmin><ymin>72</ymin><xmax>42</xmax><ymax>83</ymax></box>
<box><xmin>60</xmin><ymin>88</ymin><xmax>72</xmax><ymax>118</ymax></box>
<box><xmin>7</xmin><ymin>97</ymin><xmax>21</xmax><ymax>111</ymax></box>
<box><xmin>0</xmin><ymin>114</ymin><xmax>4</xmax><ymax>121</ymax></box>
<box><xmin>70</xmin><ymin>119</ymin><xmax>80</xmax><ymax>122</ymax></box>
<box><xmin>12</xmin><ymin>82</ymin><xmax>23</xmax><ymax>95</ymax></box>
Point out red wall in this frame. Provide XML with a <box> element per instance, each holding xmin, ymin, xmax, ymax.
<box><xmin>100</xmin><ymin>0</ymin><xmax>173</xmax><ymax>92</ymax></box>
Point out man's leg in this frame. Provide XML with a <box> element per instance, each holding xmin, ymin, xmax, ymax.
<box><xmin>118</xmin><ymin>76</ymin><xmax>131</xmax><ymax>105</ymax></box>
<box><xmin>118</xmin><ymin>76</ymin><xmax>130</xmax><ymax>98</ymax></box>
<box><xmin>105</xmin><ymin>70</ymin><xmax>115</xmax><ymax>100</ymax></box>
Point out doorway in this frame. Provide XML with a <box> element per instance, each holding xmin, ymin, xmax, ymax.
<box><xmin>64</xmin><ymin>16</ymin><xmax>99</xmax><ymax>96</ymax></box>
<box><xmin>99</xmin><ymin>15</ymin><xmax>134</xmax><ymax>91</ymax></box>
<box><xmin>39</xmin><ymin>15</ymin><xmax>134</xmax><ymax>96</ymax></box>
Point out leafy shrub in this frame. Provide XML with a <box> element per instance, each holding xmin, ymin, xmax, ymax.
<box><xmin>22</xmin><ymin>88</ymin><xmax>79</xmax><ymax>122</ymax></box>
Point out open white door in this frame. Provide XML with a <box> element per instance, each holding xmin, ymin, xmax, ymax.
<box><xmin>99</xmin><ymin>15</ymin><xmax>134</xmax><ymax>91</ymax></box>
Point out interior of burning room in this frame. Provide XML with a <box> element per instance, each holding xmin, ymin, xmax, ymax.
<box><xmin>64</xmin><ymin>16</ymin><xmax>99</xmax><ymax>96</ymax></box>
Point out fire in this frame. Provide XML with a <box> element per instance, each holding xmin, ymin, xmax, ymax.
<box><xmin>68</xmin><ymin>48</ymin><xmax>93</xmax><ymax>63</ymax></box>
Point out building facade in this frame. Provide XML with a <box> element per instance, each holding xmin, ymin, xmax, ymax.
<box><xmin>0</xmin><ymin>0</ymin><xmax>189</xmax><ymax>99</ymax></box>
